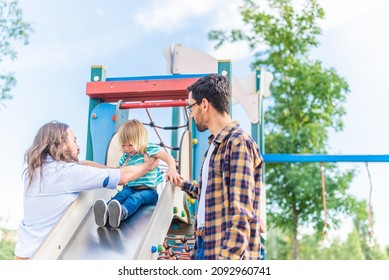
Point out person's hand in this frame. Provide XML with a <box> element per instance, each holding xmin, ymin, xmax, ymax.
<box><xmin>165</xmin><ymin>169</ymin><xmax>184</xmax><ymax>186</ymax></box>
<box><xmin>143</xmin><ymin>154</ymin><xmax>159</xmax><ymax>170</ymax></box>
<box><xmin>175</xmin><ymin>176</ymin><xmax>184</xmax><ymax>188</ymax></box>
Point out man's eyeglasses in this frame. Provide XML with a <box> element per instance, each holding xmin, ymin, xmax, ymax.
<box><xmin>186</xmin><ymin>101</ymin><xmax>198</xmax><ymax>115</ymax></box>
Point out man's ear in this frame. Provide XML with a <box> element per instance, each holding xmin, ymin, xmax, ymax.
<box><xmin>201</xmin><ymin>98</ymin><xmax>210</xmax><ymax>112</ymax></box>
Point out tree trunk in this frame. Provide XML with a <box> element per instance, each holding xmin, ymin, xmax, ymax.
<box><xmin>292</xmin><ymin>201</ymin><xmax>299</xmax><ymax>259</ymax></box>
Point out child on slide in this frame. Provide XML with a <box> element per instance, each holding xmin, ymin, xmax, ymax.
<box><xmin>93</xmin><ymin>119</ymin><xmax>182</xmax><ymax>228</ymax></box>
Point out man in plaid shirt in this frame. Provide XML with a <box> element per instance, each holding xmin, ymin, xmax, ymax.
<box><xmin>177</xmin><ymin>74</ymin><xmax>263</xmax><ymax>260</ymax></box>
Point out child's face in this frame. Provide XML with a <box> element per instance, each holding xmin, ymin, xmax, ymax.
<box><xmin>122</xmin><ymin>143</ymin><xmax>137</xmax><ymax>155</ymax></box>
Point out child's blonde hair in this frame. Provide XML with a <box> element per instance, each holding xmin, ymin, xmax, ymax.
<box><xmin>118</xmin><ymin>119</ymin><xmax>148</xmax><ymax>154</ymax></box>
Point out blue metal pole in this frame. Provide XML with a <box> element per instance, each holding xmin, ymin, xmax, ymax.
<box><xmin>263</xmin><ymin>154</ymin><xmax>389</xmax><ymax>163</ymax></box>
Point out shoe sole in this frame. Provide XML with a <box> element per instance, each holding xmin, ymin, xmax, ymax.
<box><xmin>93</xmin><ymin>199</ymin><xmax>107</xmax><ymax>227</ymax></box>
<box><xmin>108</xmin><ymin>200</ymin><xmax>122</xmax><ymax>228</ymax></box>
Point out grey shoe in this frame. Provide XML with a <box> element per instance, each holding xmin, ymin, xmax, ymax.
<box><xmin>93</xmin><ymin>199</ymin><xmax>108</xmax><ymax>227</ymax></box>
<box><xmin>108</xmin><ymin>200</ymin><xmax>122</xmax><ymax>228</ymax></box>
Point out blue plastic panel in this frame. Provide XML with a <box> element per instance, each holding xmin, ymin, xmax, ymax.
<box><xmin>90</xmin><ymin>103</ymin><xmax>116</xmax><ymax>164</ymax></box>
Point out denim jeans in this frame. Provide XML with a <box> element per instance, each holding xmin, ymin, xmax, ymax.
<box><xmin>195</xmin><ymin>236</ymin><xmax>205</xmax><ymax>260</ymax></box>
<box><xmin>110</xmin><ymin>187</ymin><xmax>158</xmax><ymax>219</ymax></box>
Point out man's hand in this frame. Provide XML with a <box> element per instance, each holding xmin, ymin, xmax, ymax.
<box><xmin>143</xmin><ymin>154</ymin><xmax>159</xmax><ymax>171</ymax></box>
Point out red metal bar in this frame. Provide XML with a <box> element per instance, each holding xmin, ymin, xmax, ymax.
<box><xmin>86</xmin><ymin>77</ymin><xmax>200</xmax><ymax>102</ymax></box>
<box><xmin>120</xmin><ymin>100</ymin><xmax>187</xmax><ymax>109</ymax></box>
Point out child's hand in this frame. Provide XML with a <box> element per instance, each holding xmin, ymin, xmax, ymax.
<box><xmin>175</xmin><ymin>176</ymin><xmax>184</xmax><ymax>188</ymax></box>
<box><xmin>165</xmin><ymin>169</ymin><xmax>183</xmax><ymax>186</ymax></box>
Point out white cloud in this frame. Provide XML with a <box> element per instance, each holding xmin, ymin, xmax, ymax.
<box><xmin>93</xmin><ymin>7</ymin><xmax>106</xmax><ymax>16</ymax></box>
<box><xmin>204</xmin><ymin>1</ymin><xmax>266</xmax><ymax>63</ymax></box>
<box><xmin>319</xmin><ymin>0</ymin><xmax>387</xmax><ymax>30</ymax></box>
<box><xmin>135</xmin><ymin>0</ymin><xmax>242</xmax><ymax>33</ymax></box>
<box><xmin>207</xmin><ymin>41</ymin><xmax>253</xmax><ymax>62</ymax></box>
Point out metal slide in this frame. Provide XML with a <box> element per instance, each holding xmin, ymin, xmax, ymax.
<box><xmin>58</xmin><ymin>198</ymin><xmax>160</xmax><ymax>259</ymax></box>
<box><xmin>58</xmin><ymin>182</ymin><xmax>189</xmax><ymax>260</ymax></box>
<box><xmin>32</xmin><ymin>180</ymin><xmax>191</xmax><ymax>260</ymax></box>
<box><xmin>32</xmin><ymin>131</ymin><xmax>192</xmax><ymax>260</ymax></box>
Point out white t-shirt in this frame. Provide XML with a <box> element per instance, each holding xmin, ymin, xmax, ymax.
<box><xmin>197</xmin><ymin>141</ymin><xmax>216</xmax><ymax>228</ymax></box>
<box><xmin>14</xmin><ymin>156</ymin><xmax>120</xmax><ymax>258</ymax></box>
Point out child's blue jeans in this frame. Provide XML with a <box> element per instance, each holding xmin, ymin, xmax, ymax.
<box><xmin>110</xmin><ymin>186</ymin><xmax>158</xmax><ymax>218</ymax></box>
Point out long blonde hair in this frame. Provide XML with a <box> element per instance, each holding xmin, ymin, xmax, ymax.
<box><xmin>118</xmin><ymin>119</ymin><xmax>148</xmax><ymax>154</ymax></box>
<box><xmin>24</xmin><ymin>121</ymin><xmax>73</xmax><ymax>186</ymax></box>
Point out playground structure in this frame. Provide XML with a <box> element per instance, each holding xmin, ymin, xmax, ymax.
<box><xmin>31</xmin><ymin>45</ymin><xmax>269</xmax><ymax>259</ymax></box>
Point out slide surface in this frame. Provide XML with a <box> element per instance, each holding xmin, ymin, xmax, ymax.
<box><xmin>58</xmin><ymin>182</ymin><xmax>188</xmax><ymax>260</ymax></box>
<box><xmin>58</xmin><ymin>201</ymin><xmax>157</xmax><ymax>259</ymax></box>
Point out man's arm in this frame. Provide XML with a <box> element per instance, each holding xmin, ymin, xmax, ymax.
<box><xmin>176</xmin><ymin>180</ymin><xmax>200</xmax><ymax>200</ymax></box>
<box><xmin>219</xmin><ymin>138</ymin><xmax>260</xmax><ymax>259</ymax></box>
<box><xmin>118</xmin><ymin>154</ymin><xmax>159</xmax><ymax>184</ymax></box>
<box><xmin>80</xmin><ymin>160</ymin><xmax>111</xmax><ymax>168</ymax></box>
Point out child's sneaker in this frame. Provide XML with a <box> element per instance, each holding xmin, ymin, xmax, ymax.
<box><xmin>108</xmin><ymin>200</ymin><xmax>123</xmax><ymax>228</ymax></box>
<box><xmin>93</xmin><ymin>199</ymin><xmax>108</xmax><ymax>227</ymax></box>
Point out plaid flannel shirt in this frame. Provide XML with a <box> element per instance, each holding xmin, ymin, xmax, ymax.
<box><xmin>182</xmin><ymin>121</ymin><xmax>263</xmax><ymax>260</ymax></box>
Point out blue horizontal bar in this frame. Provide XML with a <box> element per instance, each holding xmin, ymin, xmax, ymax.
<box><xmin>106</xmin><ymin>73</ymin><xmax>209</xmax><ymax>82</ymax></box>
<box><xmin>263</xmin><ymin>154</ymin><xmax>389</xmax><ymax>163</ymax></box>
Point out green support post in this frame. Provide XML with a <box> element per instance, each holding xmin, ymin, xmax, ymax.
<box><xmin>252</xmin><ymin>67</ymin><xmax>266</xmax><ymax>184</ymax></box>
<box><xmin>171</xmin><ymin>107</ymin><xmax>180</xmax><ymax>159</ymax></box>
<box><xmin>251</xmin><ymin>68</ymin><xmax>263</xmax><ymax>150</ymax></box>
<box><xmin>217</xmin><ymin>60</ymin><xmax>232</xmax><ymax>116</ymax></box>
<box><xmin>253</xmin><ymin>67</ymin><xmax>266</xmax><ymax>260</ymax></box>
<box><xmin>86</xmin><ymin>65</ymin><xmax>105</xmax><ymax>160</ymax></box>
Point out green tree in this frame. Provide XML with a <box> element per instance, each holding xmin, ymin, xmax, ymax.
<box><xmin>0</xmin><ymin>228</ymin><xmax>16</xmax><ymax>260</ymax></box>
<box><xmin>209</xmin><ymin>0</ymin><xmax>368</xmax><ymax>259</ymax></box>
<box><xmin>298</xmin><ymin>230</ymin><xmax>365</xmax><ymax>260</ymax></box>
<box><xmin>274</xmin><ymin>226</ymin><xmax>388</xmax><ymax>260</ymax></box>
<box><xmin>0</xmin><ymin>0</ymin><xmax>32</xmax><ymax>107</ymax></box>
<box><xmin>353</xmin><ymin>207</ymin><xmax>389</xmax><ymax>260</ymax></box>
<box><xmin>339</xmin><ymin>229</ymin><xmax>365</xmax><ymax>259</ymax></box>
<box><xmin>297</xmin><ymin>234</ymin><xmax>342</xmax><ymax>260</ymax></box>
<box><xmin>265</xmin><ymin>226</ymin><xmax>292</xmax><ymax>260</ymax></box>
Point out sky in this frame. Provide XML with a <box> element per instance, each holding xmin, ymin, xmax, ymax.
<box><xmin>1</xmin><ymin>0</ymin><xmax>389</xmax><ymax>250</ymax></box>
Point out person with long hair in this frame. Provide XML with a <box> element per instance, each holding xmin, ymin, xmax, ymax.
<box><xmin>14</xmin><ymin>121</ymin><xmax>158</xmax><ymax>259</ymax></box>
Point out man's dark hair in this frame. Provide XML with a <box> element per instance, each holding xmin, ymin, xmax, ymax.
<box><xmin>187</xmin><ymin>74</ymin><xmax>230</xmax><ymax>114</ymax></box>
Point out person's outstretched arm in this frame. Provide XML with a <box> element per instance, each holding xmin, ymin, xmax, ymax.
<box><xmin>80</xmin><ymin>160</ymin><xmax>111</xmax><ymax>168</ymax></box>
<box><xmin>118</xmin><ymin>154</ymin><xmax>159</xmax><ymax>184</ymax></box>
<box><xmin>154</xmin><ymin>150</ymin><xmax>183</xmax><ymax>185</ymax></box>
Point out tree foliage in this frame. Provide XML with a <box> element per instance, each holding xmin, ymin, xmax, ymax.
<box><xmin>0</xmin><ymin>228</ymin><xmax>16</xmax><ymax>260</ymax></box>
<box><xmin>209</xmin><ymin>0</ymin><xmax>370</xmax><ymax>259</ymax></box>
<box><xmin>0</xmin><ymin>0</ymin><xmax>32</xmax><ymax>107</ymax></box>
<box><xmin>267</xmin><ymin>225</ymin><xmax>388</xmax><ymax>260</ymax></box>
